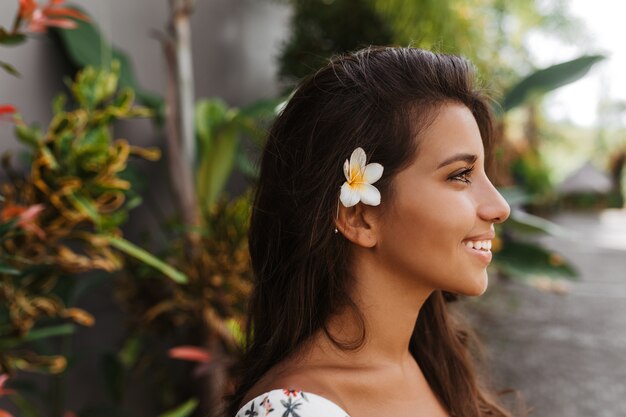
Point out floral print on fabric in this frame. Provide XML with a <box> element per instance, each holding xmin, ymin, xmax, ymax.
<box><xmin>235</xmin><ymin>388</ymin><xmax>350</xmax><ymax>417</ymax></box>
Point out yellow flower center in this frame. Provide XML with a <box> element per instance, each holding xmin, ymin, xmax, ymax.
<box><xmin>348</xmin><ymin>166</ymin><xmax>364</xmax><ymax>186</ymax></box>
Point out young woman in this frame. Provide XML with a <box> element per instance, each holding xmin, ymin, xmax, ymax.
<box><xmin>227</xmin><ymin>46</ymin><xmax>515</xmax><ymax>417</ymax></box>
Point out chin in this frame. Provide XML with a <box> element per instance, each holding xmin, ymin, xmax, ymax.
<box><xmin>458</xmin><ymin>272</ymin><xmax>489</xmax><ymax>296</ymax></box>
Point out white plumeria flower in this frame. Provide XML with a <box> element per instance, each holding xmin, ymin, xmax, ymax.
<box><xmin>340</xmin><ymin>147</ymin><xmax>384</xmax><ymax>207</ymax></box>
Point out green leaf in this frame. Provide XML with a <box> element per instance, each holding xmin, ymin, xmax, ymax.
<box><xmin>497</xmin><ymin>186</ymin><xmax>530</xmax><ymax>207</ymax></box>
<box><xmin>196</xmin><ymin>124</ymin><xmax>238</xmax><ymax>209</ymax></box>
<box><xmin>51</xmin><ymin>15</ymin><xmax>163</xmax><ymax>114</ymax></box>
<box><xmin>0</xmin><ymin>28</ymin><xmax>26</xmax><ymax>46</ymax></box>
<box><xmin>226</xmin><ymin>318</ymin><xmax>245</xmax><ymax>348</ymax></box>
<box><xmin>195</xmin><ymin>99</ymin><xmax>231</xmax><ymax>154</ymax></box>
<box><xmin>118</xmin><ymin>335</ymin><xmax>142</xmax><ymax>368</ymax></box>
<box><xmin>158</xmin><ymin>398</ymin><xmax>199</xmax><ymax>417</ymax></box>
<box><xmin>15</xmin><ymin>123</ymin><xmax>44</xmax><ymax>148</ymax></box>
<box><xmin>52</xmin><ymin>94</ymin><xmax>67</xmax><ymax>114</ymax></box>
<box><xmin>502</xmin><ymin>55</ymin><xmax>606</xmax><ymax>112</ymax></box>
<box><xmin>0</xmin><ymin>264</ymin><xmax>20</xmax><ymax>275</ymax></box>
<box><xmin>66</xmin><ymin>193</ymin><xmax>102</xmax><ymax>228</ymax></box>
<box><xmin>104</xmin><ymin>235</ymin><xmax>188</xmax><ymax>284</ymax></box>
<box><xmin>0</xmin><ymin>324</ymin><xmax>76</xmax><ymax>349</ymax></box>
<box><xmin>75</xmin><ymin>125</ymin><xmax>110</xmax><ymax>166</ymax></box>
<box><xmin>506</xmin><ymin>209</ymin><xmax>574</xmax><ymax>237</ymax></box>
<box><xmin>493</xmin><ymin>240</ymin><xmax>578</xmax><ymax>280</ymax></box>
<box><xmin>0</xmin><ymin>59</ymin><xmax>21</xmax><ymax>76</ymax></box>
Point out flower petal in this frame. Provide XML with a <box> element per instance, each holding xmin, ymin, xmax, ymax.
<box><xmin>363</xmin><ymin>163</ymin><xmax>383</xmax><ymax>184</ymax></box>
<box><xmin>343</xmin><ymin>158</ymin><xmax>350</xmax><ymax>181</ymax></box>
<box><xmin>0</xmin><ymin>409</ymin><xmax>15</xmax><ymax>417</ymax></box>
<box><xmin>40</xmin><ymin>18</ymin><xmax>78</xmax><ymax>29</ymax></box>
<box><xmin>359</xmin><ymin>183</ymin><xmax>381</xmax><ymax>206</ymax></box>
<box><xmin>340</xmin><ymin>182</ymin><xmax>361</xmax><ymax>207</ymax></box>
<box><xmin>44</xmin><ymin>7</ymin><xmax>90</xmax><ymax>21</ymax></box>
<box><xmin>168</xmin><ymin>346</ymin><xmax>212</xmax><ymax>363</ymax></box>
<box><xmin>349</xmin><ymin>147</ymin><xmax>366</xmax><ymax>172</ymax></box>
<box><xmin>0</xmin><ymin>105</ymin><xmax>17</xmax><ymax>115</ymax></box>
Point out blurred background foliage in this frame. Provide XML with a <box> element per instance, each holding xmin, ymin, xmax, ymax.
<box><xmin>0</xmin><ymin>0</ymin><xmax>617</xmax><ymax>416</ymax></box>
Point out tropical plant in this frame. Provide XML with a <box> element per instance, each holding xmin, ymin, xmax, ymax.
<box><xmin>0</xmin><ymin>61</ymin><xmax>188</xmax><ymax>417</ymax></box>
<box><xmin>488</xmin><ymin>55</ymin><xmax>605</xmax><ymax>282</ymax></box>
<box><xmin>46</xmin><ymin>7</ymin><xmax>280</xmax><ymax>416</ymax></box>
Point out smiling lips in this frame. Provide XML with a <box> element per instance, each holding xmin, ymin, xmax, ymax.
<box><xmin>462</xmin><ymin>237</ymin><xmax>494</xmax><ymax>265</ymax></box>
<box><xmin>463</xmin><ymin>239</ymin><xmax>492</xmax><ymax>251</ymax></box>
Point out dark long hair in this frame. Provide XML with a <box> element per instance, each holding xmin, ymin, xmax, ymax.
<box><xmin>226</xmin><ymin>47</ymin><xmax>515</xmax><ymax>417</ymax></box>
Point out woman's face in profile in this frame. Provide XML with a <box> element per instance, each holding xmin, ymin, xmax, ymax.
<box><xmin>375</xmin><ymin>103</ymin><xmax>510</xmax><ymax>296</ymax></box>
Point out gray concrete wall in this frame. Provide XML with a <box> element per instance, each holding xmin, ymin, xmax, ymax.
<box><xmin>0</xmin><ymin>0</ymin><xmax>291</xmax><ymax>155</ymax></box>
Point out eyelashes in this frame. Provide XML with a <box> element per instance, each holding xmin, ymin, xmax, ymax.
<box><xmin>448</xmin><ymin>166</ymin><xmax>474</xmax><ymax>184</ymax></box>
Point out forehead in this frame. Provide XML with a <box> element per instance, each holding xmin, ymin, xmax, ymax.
<box><xmin>414</xmin><ymin>103</ymin><xmax>484</xmax><ymax>169</ymax></box>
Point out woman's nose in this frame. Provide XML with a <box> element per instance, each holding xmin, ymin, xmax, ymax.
<box><xmin>478</xmin><ymin>179</ymin><xmax>511</xmax><ymax>224</ymax></box>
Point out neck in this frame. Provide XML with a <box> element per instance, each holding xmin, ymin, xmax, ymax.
<box><xmin>321</xmin><ymin>248</ymin><xmax>434</xmax><ymax>367</ymax></box>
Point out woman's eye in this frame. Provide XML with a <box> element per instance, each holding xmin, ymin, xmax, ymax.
<box><xmin>449</xmin><ymin>167</ymin><xmax>474</xmax><ymax>184</ymax></box>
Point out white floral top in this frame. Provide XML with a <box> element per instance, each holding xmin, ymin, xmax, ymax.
<box><xmin>235</xmin><ymin>388</ymin><xmax>350</xmax><ymax>417</ymax></box>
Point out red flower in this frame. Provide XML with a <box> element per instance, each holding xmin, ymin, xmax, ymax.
<box><xmin>167</xmin><ymin>346</ymin><xmax>212</xmax><ymax>363</ymax></box>
<box><xmin>18</xmin><ymin>0</ymin><xmax>89</xmax><ymax>33</ymax></box>
<box><xmin>0</xmin><ymin>105</ymin><xmax>16</xmax><ymax>115</ymax></box>
<box><xmin>0</xmin><ymin>374</ymin><xmax>15</xmax><ymax>397</ymax></box>
<box><xmin>0</xmin><ymin>105</ymin><xmax>17</xmax><ymax>122</ymax></box>
<box><xmin>0</xmin><ymin>203</ymin><xmax>46</xmax><ymax>239</ymax></box>
<box><xmin>0</xmin><ymin>375</ymin><xmax>15</xmax><ymax>417</ymax></box>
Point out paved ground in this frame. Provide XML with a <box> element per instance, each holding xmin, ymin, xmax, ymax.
<box><xmin>464</xmin><ymin>210</ymin><xmax>626</xmax><ymax>417</ymax></box>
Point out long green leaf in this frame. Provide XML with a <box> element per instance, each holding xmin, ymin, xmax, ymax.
<box><xmin>493</xmin><ymin>240</ymin><xmax>578</xmax><ymax>280</ymax></box>
<box><xmin>502</xmin><ymin>55</ymin><xmax>605</xmax><ymax>112</ymax></box>
<box><xmin>158</xmin><ymin>398</ymin><xmax>199</xmax><ymax>417</ymax></box>
<box><xmin>497</xmin><ymin>186</ymin><xmax>530</xmax><ymax>207</ymax></box>
<box><xmin>0</xmin><ymin>324</ymin><xmax>76</xmax><ymax>349</ymax></box>
<box><xmin>195</xmin><ymin>98</ymin><xmax>230</xmax><ymax>155</ymax></box>
<box><xmin>506</xmin><ymin>209</ymin><xmax>574</xmax><ymax>237</ymax></box>
<box><xmin>196</xmin><ymin>125</ymin><xmax>238</xmax><ymax>208</ymax></box>
<box><xmin>66</xmin><ymin>193</ymin><xmax>102</xmax><ymax>228</ymax></box>
<box><xmin>104</xmin><ymin>235</ymin><xmax>188</xmax><ymax>284</ymax></box>
<box><xmin>0</xmin><ymin>264</ymin><xmax>20</xmax><ymax>275</ymax></box>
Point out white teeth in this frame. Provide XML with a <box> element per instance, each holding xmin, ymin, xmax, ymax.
<box><xmin>465</xmin><ymin>240</ymin><xmax>492</xmax><ymax>251</ymax></box>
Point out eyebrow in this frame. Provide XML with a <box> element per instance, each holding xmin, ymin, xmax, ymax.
<box><xmin>436</xmin><ymin>153</ymin><xmax>478</xmax><ymax>169</ymax></box>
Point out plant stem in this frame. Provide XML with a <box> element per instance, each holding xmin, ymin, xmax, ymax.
<box><xmin>173</xmin><ymin>0</ymin><xmax>196</xmax><ymax>169</ymax></box>
<box><xmin>162</xmin><ymin>4</ymin><xmax>200</xmax><ymax>234</ymax></box>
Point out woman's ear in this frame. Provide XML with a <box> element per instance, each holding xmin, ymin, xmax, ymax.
<box><xmin>335</xmin><ymin>203</ymin><xmax>378</xmax><ymax>248</ymax></box>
